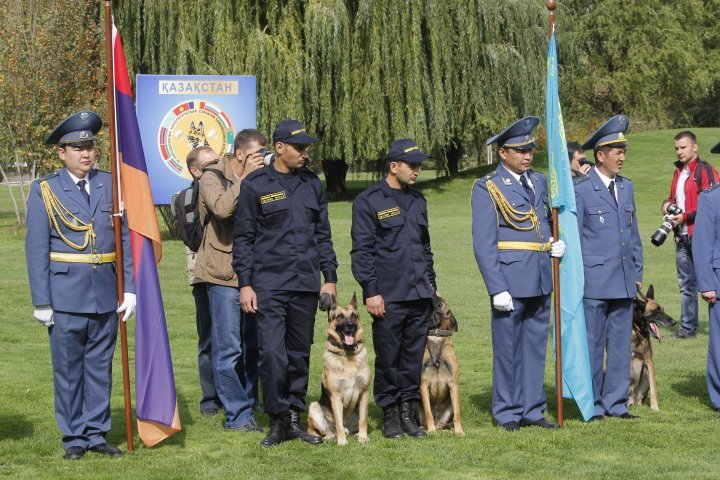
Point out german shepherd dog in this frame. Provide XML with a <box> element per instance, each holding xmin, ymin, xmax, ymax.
<box><xmin>419</xmin><ymin>294</ymin><xmax>464</xmax><ymax>436</ymax></box>
<box><xmin>307</xmin><ymin>294</ymin><xmax>371</xmax><ymax>445</ymax></box>
<box><xmin>187</xmin><ymin>121</ymin><xmax>210</xmax><ymax>149</ymax></box>
<box><xmin>628</xmin><ymin>285</ymin><xmax>676</xmax><ymax>412</ymax></box>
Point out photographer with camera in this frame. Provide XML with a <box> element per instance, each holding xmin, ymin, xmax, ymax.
<box><xmin>568</xmin><ymin>141</ymin><xmax>592</xmax><ymax>178</ymax></box>
<box><xmin>195</xmin><ymin>129</ymin><xmax>267</xmax><ymax>431</ymax></box>
<box><xmin>659</xmin><ymin>131</ymin><xmax>718</xmax><ymax>339</ymax></box>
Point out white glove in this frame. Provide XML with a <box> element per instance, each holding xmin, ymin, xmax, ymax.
<box><xmin>117</xmin><ymin>293</ymin><xmax>136</xmax><ymax>321</ymax></box>
<box><xmin>550</xmin><ymin>237</ymin><xmax>566</xmax><ymax>258</ymax></box>
<box><xmin>34</xmin><ymin>305</ymin><xmax>54</xmax><ymax>327</ymax></box>
<box><xmin>492</xmin><ymin>291</ymin><xmax>514</xmax><ymax>312</ymax></box>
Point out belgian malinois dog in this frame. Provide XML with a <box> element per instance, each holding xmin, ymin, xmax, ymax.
<box><xmin>307</xmin><ymin>293</ymin><xmax>371</xmax><ymax>445</ymax></box>
<box><xmin>628</xmin><ymin>285</ymin><xmax>676</xmax><ymax>412</ymax></box>
<box><xmin>419</xmin><ymin>294</ymin><xmax>464</xmax><ymax>436</ymax></box>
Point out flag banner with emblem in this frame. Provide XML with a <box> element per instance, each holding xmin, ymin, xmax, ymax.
<box><xmin>546</xmin><ymin>30</ymin><xmax>595</xmax><ymax>421</ymax></box>
<box><xmin>113</xmin><ymin>22</ymin><xmax>181</xmax><ymax>446</ymax></box>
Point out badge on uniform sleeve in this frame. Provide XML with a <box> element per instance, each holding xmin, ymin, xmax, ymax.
<box><xmin>377</xmin><ymin>207</ymin><xmax>400</xmax><ymax>220</ymax></box>
<box><xmin>260</xmin><ymin>191</ymin><xmax>287</xmax><ymax>204</ymax></box>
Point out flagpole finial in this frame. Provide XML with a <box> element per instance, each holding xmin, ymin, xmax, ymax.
<box><xmin>546</xmin><ymin>0</ymin><xmax>557</xmax><ymax>11</ymax></box>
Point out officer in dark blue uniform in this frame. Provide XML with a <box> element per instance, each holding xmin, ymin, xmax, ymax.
<box><xmin>350</xmin><ymin>139</ymin><xmax>436</xmax><ymax>439</ymax></box>
<box><xmin>574</xmin><ymin>115</ymin><xmax>643</xmax><ymax>421</ymax></box>
<box><xmin>692</xmin><ymin>140</ymin><xmax>720</xmax><ymax>411</ymax></box>
<box><xmin>25</xmin><ymin>111</ymin><xmax>135</xmax><ymax>459</ymax></box>
<box><xmin>232</xmin><ymin>119</ymin><xmax>338</xmax><ymax>447</ymax></box>
<box><xmin>472</xmin><ymin>117</ymin><xmax>565</xmax><ymax>431</ymax></box>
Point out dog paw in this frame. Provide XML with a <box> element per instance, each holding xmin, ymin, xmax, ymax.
<box><xmin>427</xmin><ymin>425</ymin><xmax>437</xmax><ymax>433</ymax></box>
<box><xmin>337</xmin><ymin>438</ymin><xmax>348</xmax><ymax>446</ymax></box>
<box><xmin>454</xmin><ymin>428</ymin><xmax>465</xmax><ymax>437</ymax></box>
<box><xmin>358</xmin><ymin>435</ymin><xmax>368</xmax><ymax>444</ymax></box>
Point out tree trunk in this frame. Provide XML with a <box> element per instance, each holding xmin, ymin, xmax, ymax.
<box><xmin>0</xmin><ymin>163</ymin><xmax>22</xmax><ymax>225</ymax></box>
<box><xmin>321</xmin><ymin>160</ymin><xmax>348</xmax><ymax>195</ymax></box>
<box><xmin>445</xmin><ymin>141</ymin><xmax>462</xmax><ymax>176</ymax></box>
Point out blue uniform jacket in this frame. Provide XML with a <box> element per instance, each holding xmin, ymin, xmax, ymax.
<box><xmin>574</xmin><ymin>168</ymin><xmax>642</xmax><ymax>299</ymax></box>
<box><xmin>232</xmin><ymin>162</ymin><xmax>338</xmax><ymax>292</ymax></box>
<box><xmin>350</xmin><ymin>179</ymin><xmax>436</xmax><ymax>302</ymax></box>
<box><xmin>472</xmin><ymin>164</ymin><xmax>553</xmax><ymax>298</ymax></box>
<box><xmin>692</xmin><ymin>185</ymin><xmax>720</xmax><ymax>293</ymax></box>
<box><xmin>25</xmin><ymin>168</ymin><xmax>134</xmax><ymax>314</ymax></box>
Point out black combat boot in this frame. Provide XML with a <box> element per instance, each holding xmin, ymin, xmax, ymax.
<box><xmin>286</xmin><ymin>409</ymin><xmax>323</xmax><ymax>445</ymax></box>
<box><xmin>259</xmin><ymin>413</ymin><xmax>287</xmax><ymax>448</ymax></box>
<box><xmin>382</xmin><ymin>405</ymin><xmax>403</xmax><ymax>439</ymax></box>
<box><xmin>399</xmin><ymin>401</ymin><xmax>427</xmax><ymax>437</ymax></box>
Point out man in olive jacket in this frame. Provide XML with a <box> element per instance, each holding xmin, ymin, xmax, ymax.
<box><xmin>195</xmin><ymin>129</ymin><xmax>266</xmax><ymax>431</ymax></box>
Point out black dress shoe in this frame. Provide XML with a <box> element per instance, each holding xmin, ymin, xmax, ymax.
<box><xmin>587</xmin><ymin>415</ymin><xmax>604</xmax><ymax>422</ymax></box>
<box><xmin>499</xmin><ymin>421</ymin><xmax>520</xmax><ymax>432</ymax></box>
<box><xmin>89</xmin><ymin>443</ymin><xmax>123</xmax><ymax>458</ymax></box>
<box><xmin>286</xmin><ymin>410</ymin><xmax>323</xmax><ymax>445</ymax></box>
<box><xmin>63</xmin><ymin>446</ymin><xmax>86</xmax><ymax>460</ymax></box>
<box><xmin>382</xmin><ymin>405</ymin><xmax>403</xmax><ymax>439</ymax></box>
<box><xmin>520</xmin><ymin>418</ymin><xmax>559</xmax><ymax>429</ymax></box>
<box><xmin>613</xmin><ymin>412</ymin><xmax>640</xmax><ymax>420</ymax></box>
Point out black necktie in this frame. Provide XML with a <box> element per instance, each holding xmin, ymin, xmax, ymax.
<box><xmin>608</xmin><ymin>180</ymin><xmax>617</xmax><ymax>206</ymax></box>
<box><xmin>77</xmin><ymin>179</ymin><xmax>90</xmax><ymax>205</ymax></box>
<box><xmin>520</xmin><ymin>175</ymin><xmax>535</xmax><ymax>205</ymax></box>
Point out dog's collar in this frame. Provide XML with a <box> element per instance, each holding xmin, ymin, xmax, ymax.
<box><xmin>428</xmin><ymin>328</ymin><xmax>454</xmax><ymax>337</ymax></box>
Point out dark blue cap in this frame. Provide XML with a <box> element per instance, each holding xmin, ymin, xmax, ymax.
<box><xmin>272</xmin><ymin>119</ymin><xmax>319</xmax><ymax>144</ymax></box>
<box><xmin>386</xmin><ymin>139</ymin><xmax>430</xmax><ymax>164</ymax></box>
<box><xmin>45</xmin><ymin>111</ymin><xmax>102</xmax><ymax>146</ymax></box>
<box><xmin>582</xmin><ymin>114</ymin><xmax>629</xmax><ymax>151</ymax></box>
<box><xmin>711</xmin><ymin>141</ymin><xmax>720</xmax><ymax>154</ymax></box>
<box><xmin>486</xmin><ymin>116</ymin><xmax>540</xmax><ymax>150</ymax></box>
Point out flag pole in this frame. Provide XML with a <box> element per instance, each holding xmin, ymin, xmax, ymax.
<box><xmin>546</xmin><ymin>0</ymin><xmax>564</xmax><ymax>428</ymax></box>
<box><xmin>103</xmin><ymin>0</ymin><xmax>135</xmax><ymax>451</ymax></box>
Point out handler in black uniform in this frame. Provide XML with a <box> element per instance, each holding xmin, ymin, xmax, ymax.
<box><xmin>232</xmin><ymin>119</ymin><xmax>338</xmax><ymax>447</ymax></box>
<box><xmin>350</xmin><ymin>139</ymin><xmax>437</xmax><ymax>438</ymax></box>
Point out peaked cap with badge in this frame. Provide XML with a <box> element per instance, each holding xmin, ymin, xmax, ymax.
<box><xmin>486</xmin><ymin>116</ymin><xmax>540</xmax><ymax>151</ymax></box>
<box><xmin>46</xmin><ymin>111</ymin><xmax>102</xmax><ymax>147</ymax></box>
<box><xmin>386</xmin><ymin>139</ymin><xmax>431</xmax><ymax>164</ymax></box>
<box><xmin>272</xmin><ymin>119</ymin><xmax>319</xmax><ymax>145</ymax></box>
<box><xmin>582</xmin><ymin>114</ymin><xmax>629</xmax><ymax>151</ymax></box>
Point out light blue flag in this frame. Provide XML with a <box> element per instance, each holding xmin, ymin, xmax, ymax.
<box><xmin>546</xmin><ymin>31</ymin><xmax>595</xmax><ymax>421</ymax></box>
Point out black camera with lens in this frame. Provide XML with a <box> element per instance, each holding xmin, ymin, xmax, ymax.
<box><xmin>579</xmin><ymin>158</ymin><xmax>594</xmax><ymax>167</ymax></box>
<box><xmin>251</xmin><ymin>147</ymin><xmax>275</xmax><ymax>166</ymax></box>
<box><xmin>650</xmin><ymin>203</ymin><xmax>682</xmax><ymax>246</ymax></box>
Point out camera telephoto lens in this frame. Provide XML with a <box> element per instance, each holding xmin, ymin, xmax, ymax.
<box><xmin>650</xmin><ymin>218</ymin><xmax>674</xmax><ymax>246</ymax></box>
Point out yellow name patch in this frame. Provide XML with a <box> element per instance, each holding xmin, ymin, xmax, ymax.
<box><xmin>260</xmin><ymin>191</ymin><xmax>287</xmax><ymax>204</ymax></box>
<box><xmin>377</xmin><ymin>207</ymin><xmax>400</xmax><ymax>220</ymax></box>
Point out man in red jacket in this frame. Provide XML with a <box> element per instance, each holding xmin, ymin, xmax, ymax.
<box><xmin>662</xmin><ymin>131</ymin><xmax>719</xmax><ymax>338</ymax></box>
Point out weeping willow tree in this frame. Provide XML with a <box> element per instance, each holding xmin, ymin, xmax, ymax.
<box><xmin>113</xmin><ymin>0</ymin><xmax>549</xmax><ymax>186</ymax></box>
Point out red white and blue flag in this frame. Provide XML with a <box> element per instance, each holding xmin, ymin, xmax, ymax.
<box><xmin>113</xmin><ymin>23</ymin><xmax>181</xmax><ymax>447</ymax></box>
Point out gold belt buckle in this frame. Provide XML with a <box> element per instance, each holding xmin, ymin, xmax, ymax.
<box><xmin>539</xmin><ymin>242</ymin><xmax>548</xmax><ymax>252</ymax></box>
<box><xmin>91</xmin><ymin>253</ymin><xmax>100</xmax><ymax>264</ymax></box>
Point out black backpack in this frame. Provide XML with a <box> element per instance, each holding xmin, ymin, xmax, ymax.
<box><xmin>171</xmin><ymin>169</ymin><xmax>230</xmax><ymax>252</ymax></box>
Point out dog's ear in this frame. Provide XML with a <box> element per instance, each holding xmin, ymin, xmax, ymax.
<box><xmin>351</xmin><ymin>292</ymin><xmax>357</xmax><ymax>309</ymax></box>
<box><xmin>646</xmin><ymin>285</ymin><xmax>655</xmax><ymax>300</ymax></box>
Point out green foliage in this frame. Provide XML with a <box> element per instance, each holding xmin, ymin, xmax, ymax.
<box><xmin>0</xmin><ymin>0</ymin><xmax>105</xmax><ymax>175</ymax></box>
<box><xmin>562</xmin><ymin>0</ymin><xmax>720</xmax><ymax>132</ymax></box>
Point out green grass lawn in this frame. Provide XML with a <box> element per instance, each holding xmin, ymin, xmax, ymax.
<box><xmin>2</xmin><ymin>128</ymin><xmax>720</xmax><ymax>479</ymax></box>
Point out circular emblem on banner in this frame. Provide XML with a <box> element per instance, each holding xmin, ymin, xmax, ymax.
<box><xmin>158</xmin><ymin>100</ymin><xmax>234</xmax><ymax>179</ymax></box>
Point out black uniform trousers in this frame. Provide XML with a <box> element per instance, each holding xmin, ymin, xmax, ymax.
<box><xmin>372</xmin><ymin>299</ymin><xmax>432</xmax><ymax>408</ymax></box>
<box><xmin>254</xmin><ymin>290</ymin><xmax>318</xmax><ymax>415</ymax></box>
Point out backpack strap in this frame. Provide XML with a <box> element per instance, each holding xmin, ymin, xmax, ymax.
<box><xmin>694</xmin><ymin>160</ymin><xmax>716</xmax><ymax>194</ymax></box>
